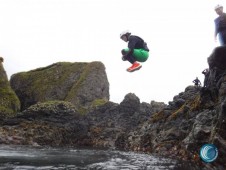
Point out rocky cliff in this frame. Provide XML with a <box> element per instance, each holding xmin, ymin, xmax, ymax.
<box><xmin>10</xmin><ymin>61</ymin><xmax>109</xmax><ymax>111</ymax></box>
<box><xmin>0</xmin><ymin>46</ymin><xmax>226</xmax><ymax>170</ymax></box>
<box><xmin>0</xmin><ymin>57</ymin><xmax>20</xmax><ymax>119</ymax></box>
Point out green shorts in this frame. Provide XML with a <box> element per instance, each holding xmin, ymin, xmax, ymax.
<box><xmin>124</xmin><ymin>48</ymin><xmax>149</xmax><ymax>62</ymax></box>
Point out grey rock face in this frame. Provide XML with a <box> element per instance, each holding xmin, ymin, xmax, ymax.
<box><xmin>10</xmin><ymin>61</ymin><xmax>109</xmax><ymax>110</ymax></box>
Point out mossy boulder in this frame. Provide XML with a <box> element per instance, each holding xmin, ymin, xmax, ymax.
<box><xmin>22</xmin><ymin>100</ymin><xmax>80</xmax><ymax>119</ymax></box>
<box><xmin>10</xmin><ymin>61</ymin><xmax>109</xmax><ymax>110</ymax></box>
<box><xmin>0</xmin><ymin>58</ymin><xmax>20</xmax><ymax>118</ymax></box>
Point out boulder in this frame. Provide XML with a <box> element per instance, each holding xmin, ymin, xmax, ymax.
<box><xmin>119</xmin><ymin>93</ymin><xmax>140</xmax><ymax>114</ymax></box>
<box><xmin>10</xmin><ymin>61</ymin><xmax>109</xmax><ymax>110</ymax></box>
<box><xmin>207</xmin><ymin>46</ymin><xmax>226</xmax><ymax>89</ymax></box>
<box><xmin>208</xmin><ymin>46</ymin><xmax>226</xmax><ymax>70</ymax></box>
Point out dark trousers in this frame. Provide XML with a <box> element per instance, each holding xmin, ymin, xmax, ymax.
<box><xmin>121</xmin><ymin>49</ymin><xmax>136</xmax><ymax>64</ymax></box>
<box><xmin>219</xmin><ymin>31</ymin><xmax>226</xmax><ymax>45</ymax></box>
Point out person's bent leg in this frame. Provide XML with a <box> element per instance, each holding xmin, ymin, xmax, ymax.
<box><xmin>122</xmin><ymin>48</ymin><xmax>136</xmax><ymax>64</ymax></box>
<box><xmin>133</xmin><ymin>49</ymin><xmax>149</xmax><ymax>62</ymax></box>
<box><xmin>121</xmin><ymin>48</ymin><xmax>143</xmax><ymax>72</ymax></box>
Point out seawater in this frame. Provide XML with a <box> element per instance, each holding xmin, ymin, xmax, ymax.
<box><xmin>0</xmin><ymin>145</ymin><xmax>197</xmax><ymax>170</ymax></box>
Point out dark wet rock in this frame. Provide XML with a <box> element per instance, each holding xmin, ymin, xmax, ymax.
<box><xmin>174</xmin><ymin>98</ymin><xmax>186</xmax><ymax>107</ymax></box>
<box><xmin>183</xmin><ymin>110</ymin><xmax>216</xmax><ymax>150</ymax></box>
<box><xmin>0</xmin><ymin>100</ymin><xmax>89</xmax><ymax>146</ymax></box>
<box><xmin>208</xmin><ymin>46</ymin><xmax>226</xmax><ymax>70</ymax></box>
<box><xmin>119</xmin><ymin>93</ymin><xmax>140</xmax><ymax>113</ymax></box>
<box><xmin>150</xmin><ymin>100</ymin><xmax>166</xmax><ymax>113</ymax></box>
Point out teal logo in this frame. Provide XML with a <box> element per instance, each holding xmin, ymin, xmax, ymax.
<box><xmin>200</xmin><ymin>144</ymin><xmax>218</xmax><ymax>163</ymax></box>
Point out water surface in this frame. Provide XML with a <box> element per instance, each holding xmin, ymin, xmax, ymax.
<box><xmin>0</xmin><ymin>145</ymin><xmax>197</xmax><ymax>170</ymax></box>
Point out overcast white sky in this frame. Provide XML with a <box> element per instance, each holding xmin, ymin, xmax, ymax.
<box><xmin>0</xmin><ymin>0</ymin><xmax>224</xmax><ymax>104</ymax></box>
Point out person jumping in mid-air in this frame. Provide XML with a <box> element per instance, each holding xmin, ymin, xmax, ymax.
<box><xmin>120</xmin><ymin>30</ymin><xmax>149</xmax><ymax>72</ymax></box>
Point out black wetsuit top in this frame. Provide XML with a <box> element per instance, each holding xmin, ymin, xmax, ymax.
<box><xmin>128</xmin><ymin>35</ymin><xmax>149</xmax><ymax>51</ymax></box>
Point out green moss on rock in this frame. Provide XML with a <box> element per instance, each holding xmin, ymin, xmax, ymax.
<box><xmin>91</xmin><ymin>98</ymin><xmax>108</xmax><ymax>108</ymax></box>
<box><xmin>10</xmin><ymin>62</ymin><xmax>88</xmax><ymax>110</ymax></box>
<box><xmin>65</xmin><ymin>63</ymin><xmax>92</xmax><ymax>103</ymax></box>
<box><xmin>65</xmin><ymin>61</ymin><xmax>109</xmax><ymax>106</ymax></box>
<box><xmin>0</xmin><ymin>62</ymin><xmax>20</xmax><ymax>118</ymax></box>
<box><xmin>24</xmin><ymin>100</ymin><xmax>79</xmax><ymax>115</ymax></box>
<box><xmin>10</xmin><ymin>61</ymin><xmax>109</xmax><ymax>111</ymax></box>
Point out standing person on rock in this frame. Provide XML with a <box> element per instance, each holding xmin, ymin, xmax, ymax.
<box><xmin>202</xmin><ymin>68</ymin><xmax>210</xmax><ymax>88</ymax></box>
<box><xmin>193</xmin><ymin>77</ymin><xmax>202</xmax><ymax>87</ymax></box>
<box><xmin>214</xmin><ymin>4</ymin><xmax>226</xmax><ymax>45</ymax></box>
<box><xmin>120</xmin><ymin>30</ymin><xmax>149</xmax><ymax>72</ymax></box>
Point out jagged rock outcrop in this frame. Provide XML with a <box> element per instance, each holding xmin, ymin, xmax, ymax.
<box><xmin>0</xmin><ymin>93</ymin><xmax>164</xmax><ymax>148</ymax></box>
<box><xmin>10</xmin><ymin>61</ymin><xmax>109</xmax><ymax>111</ymax></box>
<box><xmin>123</xmin><ymin>46</ymin><xmax>226</xmax><ymax>169</ymax></box>
<box><xmin>150</xmin><ymin>100</ymin><xmax>167</xmax><ymax>113</ymax></box>
<box><xmin>115</xmin><ymin>86</ymin><xmax>202</xmax><ymax>153</ymax></box>
<box><xmin>0</xmin><ymin>57</ymin><xmax>20</xmax><ymax>119</ymax></box>
<box><xmin>0</xmin><ymin>100</ymin><xmax>86</xmax><ymax>146</ymax></box>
